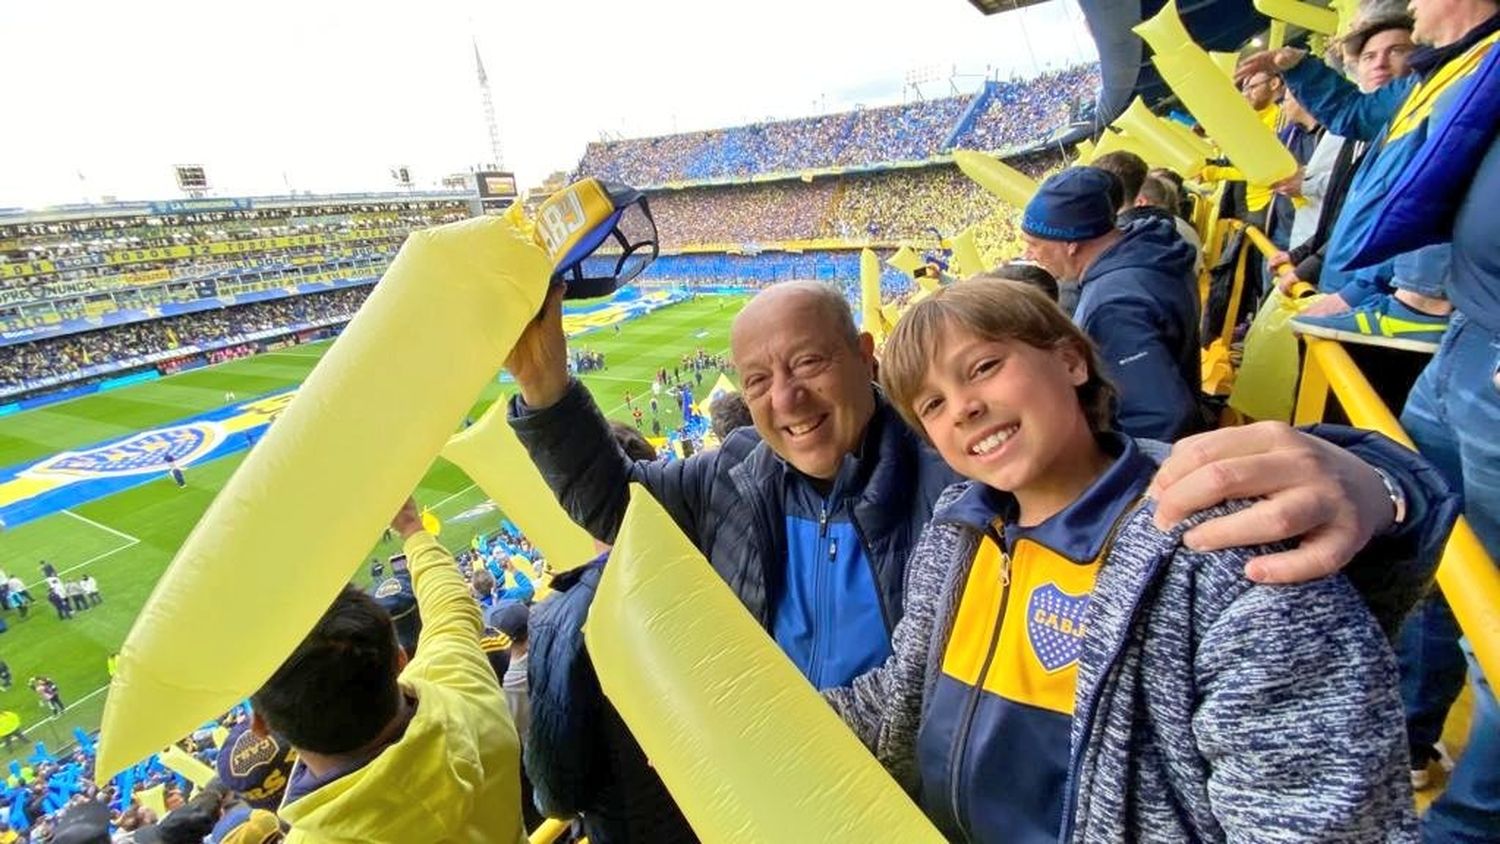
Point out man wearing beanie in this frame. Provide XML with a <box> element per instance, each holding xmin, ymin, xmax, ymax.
<box><xmin>1021</xmin><ymin>166</ymin><xmax>1202</xmax><ymax>440</ymax></box>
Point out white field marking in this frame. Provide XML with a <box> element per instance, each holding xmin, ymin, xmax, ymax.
<box><xmin>62</xmin><ymin>510</ymin><xmax>140</xmax><ymax>544</ymax></box>
<box><xmin>15</xmin><ymin>683</ymin><xmax>111</xmax><ymax>734</ymax></box>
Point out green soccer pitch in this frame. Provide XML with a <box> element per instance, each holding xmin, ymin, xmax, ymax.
<box><xmin>0</xmin><ymin>293</ymin><xmax>748</xmax><ymax>767</ymax></box>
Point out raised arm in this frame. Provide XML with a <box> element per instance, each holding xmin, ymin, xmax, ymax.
<box><xmin>506</xmin><ymin>284</ymin><xmax>721</xmax><ymax>545</ymax></box>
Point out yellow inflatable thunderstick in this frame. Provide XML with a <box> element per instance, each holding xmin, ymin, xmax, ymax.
<box><xmin>1135</xmin><ymin>0</ymin><xmax>1298</xmax><ymax>187</ymax></box>
<box><xmin>441</xmin><ymin>398</ymin><xmax>598</xmax><ymax>574</ymax></box>
<box><xmin>586</xmin><ymin>486</ymin><xmax>944</xmax><ymax>843</ymax></box>
<box><xmin>96</xmin><ymin>212</ymin><xmax>553</xmax><ymax>778</ymax></box>
<box><xmin>860</xmin><ymin>248</ymin><xmax>887</xmax><ymax>345</ymax></box>
<box><xmin>953</xmin><ymin>149</ymin><xmax>1039</xmax><ymax>208</ymax></box>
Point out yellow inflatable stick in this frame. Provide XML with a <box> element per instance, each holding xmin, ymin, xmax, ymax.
<box><xmin>886</xmin><ymin>245</ymin><xmax>923</xmax><ymax>277</ymax></box>
<box><xmin>137</xmin><ymin>785</ymin><xmax>167</xmax><ymax>819</ymax></box>
<box><xmin>160</xmin><ymin>743</ymin><xmax>217</xmax><ymax>789</ymax></box>
<box><xmin>96</xmin><ymin>213</ymin><xmax>552</xmax><ymax>779</ymax></box>
<box><xmin>859</xmin><ymin>248</ymin><xmax>886</xmax><ymax>343</ymax></box>
<box><xmin>1092</xmin><ymin>127</ymin><xmax>1165</xmax><ymax>169</ymax></box>
<box><xmin>1162</xmin><ymin>116</ymin><xmax>1218</xmax><ymax>163</ymax></box>
<box><xmin>952</xmin><ymin>227</ymin><xmax>987</xmax><ymax>278</ymax></box>
<box><xmin>1112</xmin><ymin>98</ymin><xmax>1206</xmax><ymax>177</ymax></box>
<box><xmin>586</xmin><ymin>487</ymin><xmax>944</xmax><ymax>843</ymax></box>
<box><xmin>953</xmin><ymin>149</ymin><xmax>1038</xmax><ymax>208</ymax></box>
<box><xmin>441</xmin><ymin>399</ymin><xmax>597</xmax><ymax>574</ymax></box>
<box><xmin>881</xmin><ymin>302</ymin><xmax>903</xmax><ymax>332</ymax></box>
<box><xmin>1074</xmin><ymin>136</ymin><xmax>1097</xmax><ymax>165</ymax></box>
<box><xmin>1208</xmin><ymin>50</ymin><xmax>1241</xmax><ymax>80</ymax></box>
<box><xmin>1253</xmin><ymin>0</ymin><xmax>1338</xmax><ymax>34</ymax></box>
<box><xmin>1135</xmin><ymin>0</ymin><xmax>1297</xmax><ymax>186</ymax></box>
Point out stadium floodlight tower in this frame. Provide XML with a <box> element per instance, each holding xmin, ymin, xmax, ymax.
<box><xmin>473</xmin><ymin>38</ymin><xmax>505</xmax><ymax>170</ymax></box>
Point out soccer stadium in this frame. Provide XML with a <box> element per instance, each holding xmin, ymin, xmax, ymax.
<box><xmin>0</xmin><ymin>0</ymin><xmax>1498</xmax><ymax>840</ymax></box>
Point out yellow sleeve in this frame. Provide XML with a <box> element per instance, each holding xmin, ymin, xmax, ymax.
<box><xmin>401</xmin><ymin>532</ymin><xmax>499</xmax><ymax>694</ymax></box>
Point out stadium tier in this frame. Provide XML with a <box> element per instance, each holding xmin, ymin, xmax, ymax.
<box><xmin>0</xmin><ymin>193</ymin><xmax>470</xmax><ymax>335</ymax></box>
<box><xmin>575</xmin><ymin>63</ymin><xmax>1097</xmax><ymax>186</ymax></box>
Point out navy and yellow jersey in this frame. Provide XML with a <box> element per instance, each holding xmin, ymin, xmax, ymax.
<box><xmin>916</xmin><ymin>435</ymin><xmax>1154</xmax><ymax>844</ymax></box>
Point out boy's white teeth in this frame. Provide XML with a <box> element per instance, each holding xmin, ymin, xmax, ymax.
<box><xmin>970</xmin><ymin>425</ymin><xmax>1018</xmax><ymax>455</ymax></box>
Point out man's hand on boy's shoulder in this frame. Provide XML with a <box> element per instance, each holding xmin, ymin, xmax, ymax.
<box><xmin>392</xmin><ymin>497</ymin><xmax>424</xmax><ymax>540</ymax></box>
<box><xmin>1149</xmin><ymin>421</ymin><xmax>1396</xmax><ymax>583</ymax></box>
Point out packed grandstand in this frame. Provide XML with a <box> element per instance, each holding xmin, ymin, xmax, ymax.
<box><xmin>2</xmin><ymin>0</ymin><xmax>1499</xmax><ymax>841</ymax></box>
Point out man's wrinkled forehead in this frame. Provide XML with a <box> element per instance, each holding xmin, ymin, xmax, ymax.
<box><xmin>733</xmin><ymin>295</ymin><xmax>847</xmax><ymax>365</ymax></box>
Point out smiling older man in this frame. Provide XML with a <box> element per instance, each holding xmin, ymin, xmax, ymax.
<box><xmin>506</xmin><ymin>281</ymin><xmax>1453</xmax><ymax>691</ymax></box>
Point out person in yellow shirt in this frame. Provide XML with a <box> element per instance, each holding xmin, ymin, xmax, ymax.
<box><xmin>248</xmin><ymin>498</ymin><xmax>526</xmax><ymax>844</ymax></box>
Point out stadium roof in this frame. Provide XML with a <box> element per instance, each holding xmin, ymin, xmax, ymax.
<box><xmin>1079</xmin><ymin>0</ymin><xmax>1291</xmax><ymax>122</ymax></box>
<box><xmin>0</xmin><ymin>190</ymin><xmax>471</xmax><ymax>226</ymax></box>
<box><xmin>964</xmin><ymin>0</ymin><xmax>1052</xmax><ymax>13</ymax></box>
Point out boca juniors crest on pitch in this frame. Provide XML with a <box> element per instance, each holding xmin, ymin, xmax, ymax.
<box><xmin>26</xmin><ymin>424</ymin><xmax>223</xmax><ymax>479</ymax></box>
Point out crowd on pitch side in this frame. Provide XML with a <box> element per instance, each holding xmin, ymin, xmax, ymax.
<box><xmin>575</xmin><ymin>64</ymin><xmax>1098</xmax><ymax>186</ymax></box>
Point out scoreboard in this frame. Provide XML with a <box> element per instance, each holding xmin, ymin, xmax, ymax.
<box><xmin>474</xmin><ymin>170</ymin><xmax>518</xmax><ymax>215</ymax></box>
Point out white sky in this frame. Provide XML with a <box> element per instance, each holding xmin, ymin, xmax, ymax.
<box><xmin>0</xmin><ymin>0</ymin><xmax>1096</xmax><ymax>209</ymax></box>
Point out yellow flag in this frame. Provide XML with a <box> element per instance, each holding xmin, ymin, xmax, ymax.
<box><xmin>137</xmin><ymin>784</ymin><xmax>167</xmax><ymax>818</ymax></box>
<box><xmin>886</xmin><ymin>245</ymin><xmax>924</xmax><ymax>277</ymax></box>
<box><xmin>586</xmin><ymin>486</ymin><xmax>944</xmax><ymax>842</ymax></box>
<box><xmin>951</xmin><ymin>227</ymin><xmax>986</xmax><ymax>279</ymax></box>
<box><xmin>97</xmin><ymin>214</ymin><xmax>552</xmax><ymax>779</ymax></box>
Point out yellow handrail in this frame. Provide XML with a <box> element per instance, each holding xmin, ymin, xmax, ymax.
<box><xmin>1238</xmin><ymin>225</ymin><xmax>1500</xmax><ymax>685</ymax></box>
<box><xmin>528</xmin><ymin>818</ymin><xmax>573</xmax><ymax>844</ymax></box>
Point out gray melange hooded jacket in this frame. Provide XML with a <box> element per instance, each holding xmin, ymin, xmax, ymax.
<box><xmin>826</xmin><ymin>439</ymin><xmax>1447</xmax><ymax>843</ymax></box>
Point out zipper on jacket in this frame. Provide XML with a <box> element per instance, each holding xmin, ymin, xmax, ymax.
<box><xmin>949</xmin><ymin>527</ymin><xmax>1011</xmax><ymax>843</ymax></box>
<box><xmin>808</xmin><ymin>501</ymin><xmax>832</xmax><ymax>688</ymax></box>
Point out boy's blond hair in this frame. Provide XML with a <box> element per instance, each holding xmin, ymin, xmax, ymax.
<box><xmin>879</xmin><ymin>278</ymin><xmax>1117</xmax><ymax>439</ymax></box>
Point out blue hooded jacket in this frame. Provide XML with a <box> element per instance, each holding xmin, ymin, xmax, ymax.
<box><xmin>1283</xmin><ymin>24</ymin><xmax>1500</xmax><ymax>304</ymax></box>
<box><xmin>1073</xmin><ymin>217</ymin><xmax>1201</xmax><ymax>441</ymax></box>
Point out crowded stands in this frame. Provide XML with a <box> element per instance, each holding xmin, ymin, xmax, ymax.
<box><xmin>7</xmin><ymin>0</ymin><xmax>1500</xmax><ymax>838</ymax></box>
<box><xmin>0</xmin><ymin>196</ymin><xmax>468</xmax><ymax>331</ymax></box>
<box><xmin>574</xmin><ymin>63</ymin><xmax>1097</xmax><ymax>186</ymax></box>
<box><xmin>0</xmin><ymin>287</ymin><xmax>370</xmax><ymax>392</ymax></box>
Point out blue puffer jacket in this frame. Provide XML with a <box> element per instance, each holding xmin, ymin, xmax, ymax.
<box><xmin>1073</xmin><ymin>217</ymin><xmax>1201</xmax><ymax>441</ymax></box>
<box><xmin>509</xmin><ymin>380</ymin><xmax>959</xmax><ymax>687</ymax></box>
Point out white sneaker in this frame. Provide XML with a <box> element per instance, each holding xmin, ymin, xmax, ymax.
<box><xmin>1412</xmin><ymin>764</ymin><xmax>1432</xmax><ymax>791</ymax></box>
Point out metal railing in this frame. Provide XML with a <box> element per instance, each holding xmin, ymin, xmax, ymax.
<box><xmin>1236</xmin><ymin>224</ymin><xmax>1500</xmax><ymax>685</ymax></box>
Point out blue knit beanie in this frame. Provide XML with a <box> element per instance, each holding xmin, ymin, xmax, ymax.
<box><xmin>1021</xmin><ymin>167</ymin><xmax>1118</xmax><ymax>242</ymax></box>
